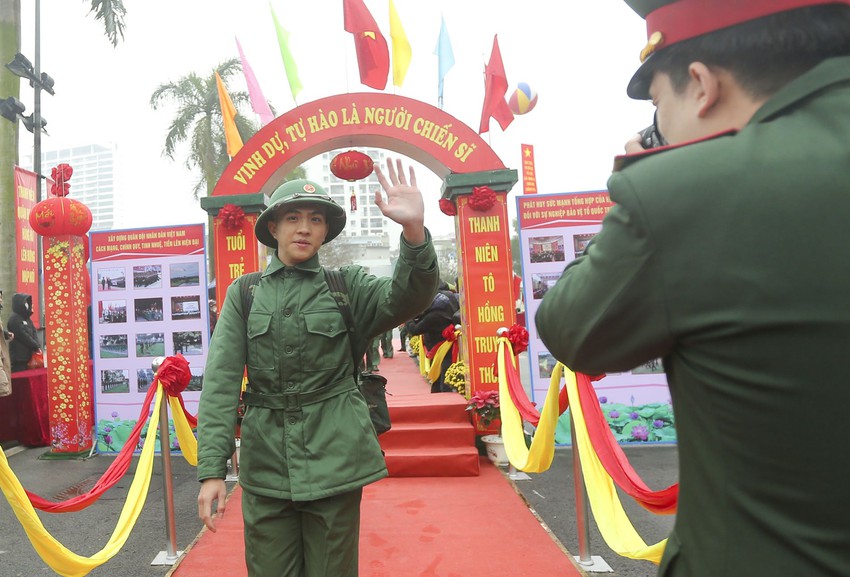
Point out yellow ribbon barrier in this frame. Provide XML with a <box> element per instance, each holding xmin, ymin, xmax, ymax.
<box><xmin>169</xmin><ymin>395</ymin><xmax>198</xmax><ymax>466</ymax></box>
<box><xmin>498</xmin><ymin>336</ymin><xmax>560</xmax><ymax>473</ymax></box>
<box><xmin>415</xmin><ymin>338</ymin><xmax>431</xmax><ymax>376</ymax></box>
<box><xmin>0</xmin><ymin>386</ymin><xmax>165</xmax><ymax>577</ymax></box>
<box><xmin>427</xmin><ymin>339</ymin><xmax>454</xmax><ymax>384</ymax></box>
<box><xmin>562</xmin><ymin>362</ymin><xmax>667</xmax><ymax>564</ymax></box>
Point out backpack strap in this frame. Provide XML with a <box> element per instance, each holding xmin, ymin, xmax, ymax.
<box><xmin>239</xmin><ymin>271</ymin><xmax>263</xmax><ymax>321</ymax></box>
<box><xmin>323</xmin><ymin>268</ymin><xmax>360</xmax><ymax>377</ymax></box>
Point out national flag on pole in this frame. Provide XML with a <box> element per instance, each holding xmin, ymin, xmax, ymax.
<box><xmin>478</xmin><ymin>35</ymin><xmax>514</xmax><ymax>134</ymax></box>
<box><xmin>236</xmin><ymin>37</ymin><xmax>275</xmax><ymax>126</ymax></box>
<box><xmin>215</xmin><ymin>71</ymin><xmax>243</xmax><ymax>157</ymax></box>
<box><xmin>389</xmin><ymin>0</ymin><xmax>411</xmax><ymax>87</ymax></box>
<box><xmin>343</xmin><ymin>0</ymin><xmax>390</xmax><ymax>90</ymax></box>
<box><xmin>433</xmin><ymin>14</ymin><xmax>454</xmax><ymax>107</ymax></box>
<box><xmin>521</xmin><ymin>144</ymin><xmax>538</xmax><ymax>194</ymax></box>
<box><xmin>270</xmin><ymin>4</ymin><xmax>303</xmax><ymax>103</ymax></box>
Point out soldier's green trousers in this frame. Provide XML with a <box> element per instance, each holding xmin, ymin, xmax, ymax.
<box><xmin>242</xmin><ymin>487</ymin><xmax>363</xmax><ymax>577</ymax></box>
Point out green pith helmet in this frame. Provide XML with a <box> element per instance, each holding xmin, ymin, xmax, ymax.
<box><xmin>255</xmin><ymin>179</ymin><xmax>346</xmax><ymax>249</ymax></box>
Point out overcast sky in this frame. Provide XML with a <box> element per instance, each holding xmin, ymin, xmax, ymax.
<box><xmin>17</xmin><ymin>0</ymin><xmax>653</xmax><ymax>239</ymax></box>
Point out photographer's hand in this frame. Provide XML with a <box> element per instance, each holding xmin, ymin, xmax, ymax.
<box><xmin>625</xmin><ymin>133</ymin><xmax>646</xmax><ymax>154</ymax></box>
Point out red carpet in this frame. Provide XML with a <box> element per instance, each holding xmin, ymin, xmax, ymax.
<box><xmin>170</xmin><ymin>462</ymin><xmax>583</xmax><ymax>577</ymax></box>
<box><xmin>377</xmin><ymin>350</ymin><xmax>479</xmax><ymax>477</ymax></box>
<box><xmin>169</xmin><ymin>346</ymin><xmax>583</xmax><ymax>576</ymax></box>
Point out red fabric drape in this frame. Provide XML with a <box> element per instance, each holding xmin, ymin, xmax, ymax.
<box><xmin>26</xmin><ymin>385</ymin><xmax>158</xmax><ymax>512</ymax></box>
<box><xmin>499</xmin><ymin>344</ymin><xmax>678</xmax><ymax>514</ymax></box>
<box><xmin>25</xmin><ymin>382</ymin><xmax>201</xmax><ymax>513</ymax></box>
<box><xmin>575</xmin><ymin>372</ymin><xmax>678</xmax><ymax>514</ymax></box>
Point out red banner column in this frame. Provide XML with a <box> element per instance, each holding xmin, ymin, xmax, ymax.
<box><xmin>200</xmin><ymin>193</ymin><xmax>268</xmax><ymax>307</ymax></box>
<box><xmin>442</xmin><ymin>169</ymin><xmax>518</xmax><ymax>434</ymax></box>
<box><xmin>30</xmin><ymin>164</ymin><xmax>94</xmax><ymax>456</ymax></box>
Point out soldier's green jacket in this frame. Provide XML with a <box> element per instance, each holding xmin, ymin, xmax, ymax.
<box><xmin>198</xmin><ymin>231</ymin><xmax>439</xmax><ymax>501</ymax></box>
<box><xmin>536</xmin><ymin>56</ymin><xmax>850</xmax><ymax>577</ymax></box>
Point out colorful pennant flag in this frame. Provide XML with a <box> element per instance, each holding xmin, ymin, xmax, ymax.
<box><xmin>478</xmin><ymin>35</ymin><xmax>514</xmax><ymax>134</ymax></box>
<box><xmin>343</xmin><ymin>0</ymin><xmax>390</xmax><ymax>90</ymax></box>
<box><xmin>389</xmin><ymin>0</ymin><xmax>411</xmax><ymax>88</ymax></box>
<box><xmin>235</xmin><ymin>37</ymin><xmax>275</xmax><ymax>126</ymax></box>
<box><xmin>434</xmin><ymin>14</ymin><xmax>454</xmax><ymax>108</ymax></box>
<box><xmin>215</xmin><ymin>71</ymin><xmax>244</xmax><ymax>157</ymax></box>
<box><xmin>270</xmin><ymin>4</ymin><xmax>303</xmax><ymax>103</ymax></box>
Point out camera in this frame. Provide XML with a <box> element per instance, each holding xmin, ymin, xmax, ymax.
<box><xmin>639</xmin><ymin>112</ymin><xmax>666</xmax><ymax>149</ymax></box>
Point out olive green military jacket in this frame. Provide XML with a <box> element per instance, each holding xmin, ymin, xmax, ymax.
<box><xmin>536</xmin><ymin>56</ymin><xmax>850</xmax><ymax>577</ymax></box>
<box><xmin>198</xmin><ymin>231</ymin><xmax>439</xmax><ymax>501</ymax></box>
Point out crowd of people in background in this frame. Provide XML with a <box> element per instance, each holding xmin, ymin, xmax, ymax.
<box><xmin>403</xmin><ymin>280</ymin><xmax>460</xmax><ymax>393</ymax></box>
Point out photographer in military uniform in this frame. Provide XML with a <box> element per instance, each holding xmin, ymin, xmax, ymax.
<box><xmin>536</xmin><ymin>2</ymin><xmax>850</xmax><ymax>576</ymax></box>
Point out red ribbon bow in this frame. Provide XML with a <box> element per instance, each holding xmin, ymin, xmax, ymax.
<box><xmin>442</xmin><ymin>324</ymin><xmax>458</xmax><ymax>341</ymax></box>
<box><xmin>50</xmin><ymin>163</ymin><xmax>73</xmax><ymax>197</ymax></box>
<box><xmin>219</xmin><ymin>204</ymin><xmax>246</xmax><ymax>230</ymax></box>
<box><xmin>439</xmin><ymin>198</ymin><xmax>457</xmax><ymax>216</ymax></box>
<box><xmin>157</xmin><ymin>354</ymin><xmax>192</xmax><ymax>396</ymax></box>
<box><xmin>507</xmin><ymin>323</ymin><xmax>529</xmax><ymax>354</ymax></box>
<box><xmin>468</xmin><ymin>186</ymin><xmax>497</xmax><ymax>212</ymax></box>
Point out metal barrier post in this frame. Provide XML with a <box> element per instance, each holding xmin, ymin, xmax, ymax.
<box><xmin>570</xmin><ymin>411</ymin><xmax>593</xmax><ymax>566</ymax></box>
<box><xmin>569</xmin><ymin>407</ymin><xmax>613</xmax><ymax>572</ymax></box>
<box><xmin>151</xmin><ymin>357</ymin><xmax>183</xmax><ymax>566</ymax></box>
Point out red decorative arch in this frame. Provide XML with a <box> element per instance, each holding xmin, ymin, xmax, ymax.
<box><xmin>212</xmin><ymin>93</ymin><xmax>505</xmax><ymax>197</ymax></box>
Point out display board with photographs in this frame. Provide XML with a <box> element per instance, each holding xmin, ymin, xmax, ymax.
<box><xmin>517</xmin><ymin>192</ymin><xmax>675</xmax><ymax>444</ymax></box>
<box><xmin>90</xmin><ymin>224</ymin><xmax>208</xmax><ymax>453</ymax></box>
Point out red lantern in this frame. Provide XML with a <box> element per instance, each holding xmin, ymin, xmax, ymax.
<box><xmin>30</xmin><ymin>162</ymin><xmax>93</xmax><ymax>237</ymax></box>
<box><xmin>29</xmin><ymin>196</ymin><xmax>93</xmax><ymax>237</ymax></box>
<box><xmin>330</xmin><ymin>150</ymin><xmax>374</xmax><ymax>181</ymax></box>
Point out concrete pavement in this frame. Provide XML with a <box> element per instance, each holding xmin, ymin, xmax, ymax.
<box><xmin>0</xmin><ymin>443</ymin><xmax>210</xmax><ymax>577</ymax></box>
<box><xmin>1</xmin><ymin>440</ymin><xmax>678</xmax><ymax>577</ymax></box>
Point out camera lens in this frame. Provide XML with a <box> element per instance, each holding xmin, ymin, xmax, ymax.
<box><xmin>640</xmin><ymin>112</ymin><xmax>667</xmax><ymax>149</ymax></box>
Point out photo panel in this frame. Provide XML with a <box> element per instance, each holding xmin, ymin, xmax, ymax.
<box><xmin>133</xmin><ymin>264</ymin><xmax>162</xmax><ymax>289</ymax></box>
<box><xmin>531</xmin><ymin>272</ymin><xmax>561</xmax><ymax>300</ymax></box>
<box><xmin>632</xmin><ymin>358</ymin><xmax>665</xmax><ymax>374</ymax></box>
<box><xmin>101</xmin><ymin>369</ymin><xmax>130</xmax><ymax>394</ymax></box>
<box><xmin>135</xmin><ymin>332</ymin><xmax>165</xmax><ymax>357</ymax></box>
<box><xmin>187</xmin><ymin>367</ymin><xmax>204</xmax><ymax>392</ymax></box>
<box><xmin>90</xmin><ymin>224</ymin><xmax>209</xmax><ymax>454</ymax></box>
<box><xmin>538</xmin><ymin>351</ymin><xmax>558</xmax><ymax>379</ymax></box>
<box><xmin>137</xmin><ymin>368</ymin><xmax>154</xmax><ymax>393</ymax></box>
<box><xmin>134</xmin><ymin>297</ymin><xmax>164</xmax><ymax>322</ymax></box>
<box><xmin>98</xmin><ymin>300</ymin><xmax>127</xmax><ymax>324</ymax></box>
<box><xmin>528</xmin><ymin>235</ymin><xmax>566</xmax><ymax>263</ymax></box>
<box><xmin>173</xmin><ymin>331</ymin><xmax>203</xmax><ymax>355</ymax></box>
<box><xmin>97</xmin><ymin>267</ymin><xmax>126</xmax><ymax>291</ymax></box>
<box><xmin>170</xmin><ymin>262</ymin><xmax>200</xmax><ymax>288</ymax></box>
<box><xmin>98</xmin><ymin>334</ymin><xmax>128</xmax><ymax>359</ymax></box>
<box><xmin>573</xmin><ymin>233</ymin><xmax>597</xmax><ymax>260</ymax></box>
<box><xmin>171</xmin><ymin>295</ymin><xmax>201</xmax><ymax>321</ymax></box>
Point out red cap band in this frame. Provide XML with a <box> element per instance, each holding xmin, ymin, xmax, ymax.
<box><xmin>645</xmin><ymin>0</ymin><xmax>850</xmax><ymax>56</ymax></box>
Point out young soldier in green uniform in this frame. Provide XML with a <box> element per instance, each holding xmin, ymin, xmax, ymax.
<box><xmin>197</xmin><ymin>158</ymin><xmax>439</xmax><ymax>577</ymax></box>
<box><xmin>536</xmin><ymin>2</ymin><xmax>850</xmax><ymax>576</ymax></box>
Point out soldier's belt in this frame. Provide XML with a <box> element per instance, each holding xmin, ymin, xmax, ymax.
<box><xmin>241</xmin><ymin>377</ymin><xmax>355</xmax><ymax>411</ymax></box>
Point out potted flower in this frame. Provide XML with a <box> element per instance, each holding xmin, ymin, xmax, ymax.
<box><xmin>466</xmin><ymin>390</ymin><xmax>500</xmax><ymax>429</ymax></box>
<box><xmin>466</xmin><ymin>390</ymin><xmax>508</xmax><ymax>466</ymax></box>
<box><xmin>444</xmin><ymin>360</ymin><xmax>468</xmax><ymax>395</ymax></box>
